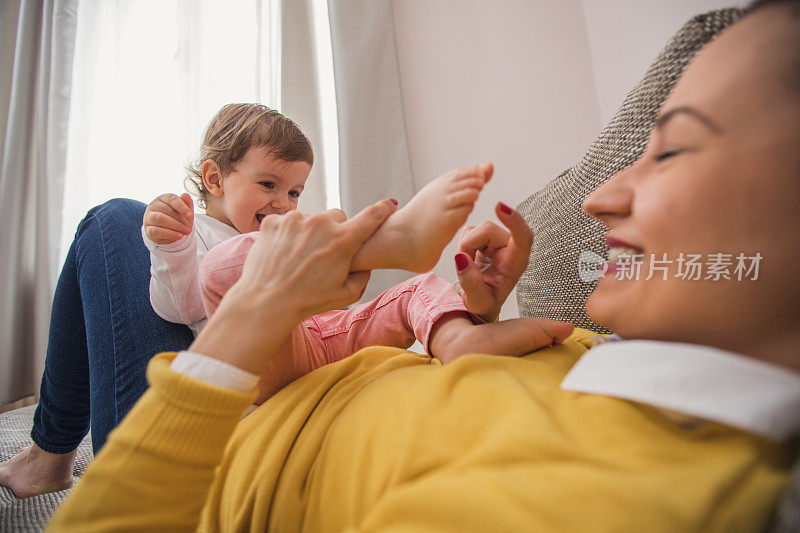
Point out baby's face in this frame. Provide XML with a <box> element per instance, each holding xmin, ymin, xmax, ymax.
<box><xmin>210</xmin><ymin>145</ymin><xmax>311</xmax><ymax>233</ymax></box>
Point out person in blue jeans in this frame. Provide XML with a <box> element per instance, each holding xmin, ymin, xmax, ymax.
<box><xmin>0</xmin><ymin>199</ymin><xmax>194</xmax><ymax>498</ymax></box>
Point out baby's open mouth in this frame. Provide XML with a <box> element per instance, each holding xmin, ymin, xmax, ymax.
<box><xmin>256</xmin><ymin>214</ymin><xmax>265</xmax><ymax>225</ymax></box>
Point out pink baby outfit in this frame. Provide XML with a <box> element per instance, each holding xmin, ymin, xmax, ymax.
<box><xmin>199</xmin><ymin>232</ymin><xmax>473</xmax><ymax>400</ymax></box>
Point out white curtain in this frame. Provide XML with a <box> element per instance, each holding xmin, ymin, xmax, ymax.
<box><xmin>281</xmin><ymin>0</ymin><xmax>416</xmax><ymax>302</ymax></box>
<box><xmin>328</xmin><ymin>0</ymin><xmax>414</xmax><ymax>213</ymax></box>
<box><xmin>328</xmin><ymin>0</ymin><xmax>415</xmax><ymax>301</ymax></box>
<box><xmin>278</xmin><ymin>0</ymin><xmax>332</xmax><ymax>216</ymax></box>
<box><xmin>60</xmin><ymin>0</ymin><xmax>284</xmax><ymax>260</ymax></box>
<box><xmin>0</xmin><ymin>0</ymin><xmax>79</xmax><ymax>404</ymax></box>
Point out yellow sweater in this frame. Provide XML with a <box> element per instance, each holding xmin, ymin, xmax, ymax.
<box><xmin>48</xmin><ymin>329</ymin><xmax>794</xmax><ymax>532</ymax></box>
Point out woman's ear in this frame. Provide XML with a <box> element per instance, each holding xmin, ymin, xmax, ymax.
<box><xmin>202</xmin><ymin>160</ymin><xmax>224</xmax><ymax>197</ymax></box>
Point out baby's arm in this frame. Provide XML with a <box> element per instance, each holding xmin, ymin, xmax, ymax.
<box><xmin>143</xmin><ymin>193</ymin><xmax>207</xmax><ymax>325</ymax></box>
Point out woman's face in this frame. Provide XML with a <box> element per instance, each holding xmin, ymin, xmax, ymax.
<box><xmin>582</xmin><ymin>6</ymin><xmax>800</xmax><ymax>361</ymax></box>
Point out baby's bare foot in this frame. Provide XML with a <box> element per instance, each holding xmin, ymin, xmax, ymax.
<box><xmin>351</xmin><ymin>163</ymin><xmax>493</xmax><ymax>272</ymax></box>
<box><xmin>0</xmin><ymin>444</ymin><xmax>76</xmax><ymax>498</ymax></box>
<box><xmin>428</xmin><ymin>313</ymin><xmax>575</xmax><ymax>364</ymax></box>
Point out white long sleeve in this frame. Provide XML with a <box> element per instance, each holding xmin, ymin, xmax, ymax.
<box><xmin>142</xmin><ymin>213</ymin><xmax>240</xmax><ymax>336</ymax></box>
<box><xmin>170</xmin><ymin>351</ymin><xmax>259</xmax><ymax>392</ymax></box>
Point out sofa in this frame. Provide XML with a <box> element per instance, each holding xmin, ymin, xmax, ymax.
<box><xmin>1</xmin><ymin>7</ymin><xmax>798</xmax><ymax>532</ymax></box>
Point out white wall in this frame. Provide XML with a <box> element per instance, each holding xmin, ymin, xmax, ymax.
<box><xmin>392</xmin><ymin>0</ymin><xmax>602</xmax><ymax>319</ymax></box>
<box><xmin>581</xmin><ymin>0</ymin><xmax>744</xmax><ymax>124</ymax></box>
<box><xmin>391</xmin><ymin>0</ymin><xmax>743</xmax><ymax>319</ymax></box>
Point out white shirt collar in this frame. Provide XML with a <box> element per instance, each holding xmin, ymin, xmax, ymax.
<box><xmin>560</xmin><ymin>339</ymin><xmax>800</xmax><ymax>441</ymax></box>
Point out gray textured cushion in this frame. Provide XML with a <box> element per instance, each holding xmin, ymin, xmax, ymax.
<box><xmin>516</xmin><ymin>8</ymin><xmax>743</xmax><ymax>333</ymax></box>
<box><xmin>0</xmin><ymin>405</ymin><xmax>92</xmax><ymax>532</ymax></box>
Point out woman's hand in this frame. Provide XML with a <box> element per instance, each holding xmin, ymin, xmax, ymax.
<box><xmin>235</xmin><ymin>202</ymin><xmax>400</xmax><ymax>318</ymax></box>
<box><xmin>455</xmin><ymin>202</ymin><xmax>533</xmax><ymax>322</ymax></box>
<box><xmin>190</xmin><ymin>199</ymin><xmax>397</xmax><ymax>375</ymax></box>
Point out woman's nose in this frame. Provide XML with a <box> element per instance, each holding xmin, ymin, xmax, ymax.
<box><xmin>582</xmin><ymin>167</ymin><xmax>635</xmax><ymax>224</ymax></box>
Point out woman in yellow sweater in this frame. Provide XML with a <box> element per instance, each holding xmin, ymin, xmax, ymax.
<box><xmin>49</xmin><ymin>1</ymin><xmax>799</xmax><ymax>531</ymax></box>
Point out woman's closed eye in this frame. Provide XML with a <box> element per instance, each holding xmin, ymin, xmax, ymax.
<box><xmin>654</xmin><ymin>149</ymin><xmax>683</xmax><ymax>162</ymax></box>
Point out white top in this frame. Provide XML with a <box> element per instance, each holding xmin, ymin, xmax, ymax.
<box><xmin>142</xmin><ymin>213</ymin><xmax>239</xmax><ymax>336</ymax></box>
<box><xmin>561</xmin><ymin>339</ymin><xmax>800</xmax><ymax>442</ymax></box>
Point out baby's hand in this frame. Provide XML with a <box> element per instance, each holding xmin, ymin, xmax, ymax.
<box><xmin>143</xmin><ymin>193</ymin><xmax>194</xmax><ymax>244</ymax></box>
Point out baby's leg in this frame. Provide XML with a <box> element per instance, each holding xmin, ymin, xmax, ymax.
<box><xmin>243</xmin><ymin>272</ymin><xmax>575</xmax><ymax>404</ymax></box>
<box><xmin>249</xmin><ymin>273</ymin><xmax>463</xmax><ymax>403</ymax></box>
<box><xmin>252</xmin><ymin>320</ymin><xmax>327</xmax><ymax>404</ymax></box>
<box><xmin>202</xmin><ymin>241</ymin><xmax>573</xmax><ymax>372</ymax></box>
<box><xmin>250</xmin><ymin>273</ymin><xmax>463</xmax><ymax>403</ymax></box>
<box><xmin>307</xmin><ymin>273</ymin><xmax>470</xmax><ymax>362</ymax></box>
<box><xmin>305</xmin><ymin>272</ymin><xmax>573</xmax><ymax>366</ymax></box>
<box><xmin>351</xmin><ymin>163</ymin><xmax>493</xmax><ymax>272</ymax></box>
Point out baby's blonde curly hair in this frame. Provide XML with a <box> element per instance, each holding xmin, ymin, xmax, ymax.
<box><xmin>185</xmin><ymin>104</ymin><xmax>314</xmax><ymax>209</ymax></box>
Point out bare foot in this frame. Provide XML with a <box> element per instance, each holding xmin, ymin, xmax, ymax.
<box><xmin>350</xmin><ymin>163</ymin><xmax>493</xmax><ymax>272</ymax></box>
<box><xmin>428</xmin><ymin>312</ymin><xmax>575</xmax><ymax>364</ymax></box>
<box><xmin>0</xmin><ymin>444</ymin><xmax>76</xmax><ymax>498</ymax></box>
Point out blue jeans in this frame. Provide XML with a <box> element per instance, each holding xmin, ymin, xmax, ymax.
<box><xmin>31</xmin><ymin>199</ymin><xmax>194</xmax><ymax>454</ymax></box>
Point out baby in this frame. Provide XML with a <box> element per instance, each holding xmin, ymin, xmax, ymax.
<box><xmin>143</xmin><ymin>104</ymin><xmax>509</xmax><ymax>400</ymax></box>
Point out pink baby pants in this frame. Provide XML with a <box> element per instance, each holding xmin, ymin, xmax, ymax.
<box><xmin>199</xmin><ymin>232</ymin><xmax>471</xmax><ymax>400</ymax></box>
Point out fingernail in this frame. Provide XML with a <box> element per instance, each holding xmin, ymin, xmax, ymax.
<box><xmin>389</xmin><ymin>198</ymin><xmax>398</xmax><ymax>206</ymax></box>
<box><xmin>455</xmin><ymin>253</ymin><xmax>469</xmax><ymax>272</ymax></box>
<box><xmin>498</xmin><ymin>202</ymin><xmax>513</xmax><ymax>215</ymax></box>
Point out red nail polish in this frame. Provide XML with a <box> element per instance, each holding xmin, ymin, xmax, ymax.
<box><xmin>498</xmin><ymin>202</ymin><xmax>513</xmax><ymax>215</ymax></box>
<box><xmin>455</xmin><ymin>253</ymin><xmax>469</xmax><ymax>271</ymax></box>
<box><xmin>389</xmin><ymin>198</ymin><xmax>398</xmax><ymax>205</ymax></box>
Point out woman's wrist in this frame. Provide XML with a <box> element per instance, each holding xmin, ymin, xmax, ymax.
<box><xmin>189</xmin><ymin>284</ymin><xmax>303</xmax><ymax>375</ymax></box>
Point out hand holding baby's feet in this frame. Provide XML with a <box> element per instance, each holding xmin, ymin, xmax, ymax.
<box><xmin>351</xmin><ymin>163</ymin><xmax>494</xmax><ymax>272</ymax></box>
<box><xmin>429</xmin><ymin>312</ymin><xmax>574</xmax><ymax>364</ymax></box>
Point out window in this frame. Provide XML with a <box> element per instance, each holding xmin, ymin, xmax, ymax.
<box><xmin>60</xmin><ymin>0</ymin><xmax>282</xmax><ymax>263</ymax></box>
